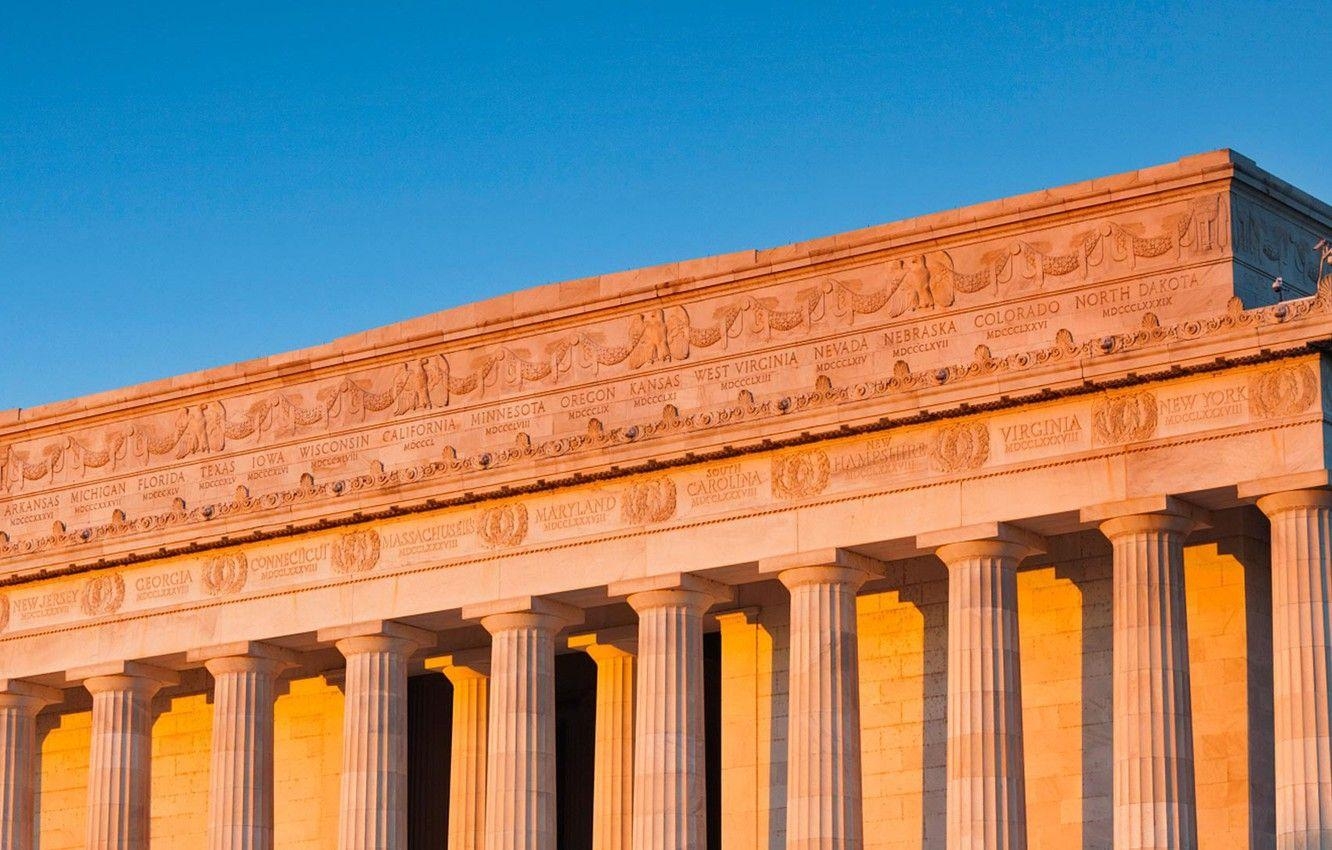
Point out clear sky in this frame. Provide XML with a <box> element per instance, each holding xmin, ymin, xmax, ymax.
<box><xmin>3</xmin><ymin>2</ymin><xmax>1329</xmax><ymax>410</ymax></box>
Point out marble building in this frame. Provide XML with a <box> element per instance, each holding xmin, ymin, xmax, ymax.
<box><xmin>1</xmin><ymin>149</ymin><xmax>1330</xmax><ymax>850</ymax></box>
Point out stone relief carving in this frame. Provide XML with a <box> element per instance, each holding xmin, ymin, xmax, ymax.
<box><xmin>1249</xmin><ymin>363</ymin><xmax>1319</xmax><ymax>418</ymax></box>
<box><xmin>0</xmin><ymin>195</ymin><xmax>1230</xmax><ymax>499</ymax></box>
<box><xmin>80</xmin><ymin>573</ymin><xmax>125</xmax><ymax>617</ymax></box>
<box><xmin>479</xmin><ymin>503</ymin><xmax>529</xmax><ymax>548</ymax></box>
<box><xmin>331</xmin><ymin>529</ymin><xmax>382</xmax><ymax>574</ymax></box>
<box><xmin>7</xmin><ymin>251</ymin><xmax>1332</xmax><ymax>564</ymax></box>
<box><xmin>0</xmin><ymin>594</ymin><xmax>8</xmax><ymax>633</ymax></box>
<box><xmin>202</xmin><ymin>552</ymin><xmax>249</xmax><ymax>597</ymax></box>
<box><xmin>1234</xmin><ymin>199</ymin><xmax>1327</xmax><ymax>292</ymax></box>
<box><xmin>931</xmin><ymin>422</ymin><xmax>991</xmax><ymax>473</ymax></box>
<box><xmin>1092</xmin><ymin>391</ymin><xmax>1159</xmax><ymax>445</ymax></box>
<box><xmin>770</xmin><ymin>450</ymin><xmax>832</xmax><ymax>499</ymax></box>
<box><xmin>621</xmin><ymin>477</ymin><xmax>678</xmax><ymax>524</ymax></box>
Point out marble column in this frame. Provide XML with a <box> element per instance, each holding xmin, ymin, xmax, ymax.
<box><xmin>69</xmin><ymin>661</ymin><xmax>180</xmax><ymax>850</ymax></box>
<box><xmin>186</xmin><ymin>642</ymin><xmax>298</xmax><ymax>850</ymax></box>
<box><xmin>424</xmin><ymin>649</ymin><xmax>491</xmax><ymax>850</ymax></box>
<box><xmin>919</xmin><ymin>525</ymin><xmax>1044</xmax><ymax>850</ymax></box>
<box><xmin>610</xmin><ymin>573</ymin><xmax>733</xmax><ymax>850</ymax></box>
<box><xmin>1253</xmin><ymin>488</ymin><xmax>1332</xmax><ymax>850</ymax></box>
<box><xmin>1084</xmin><ymin>497</ymin><xmax>1206</xmax><ymax>850</ymax></box>
<box><xmin>759</xmin><ymin>549</ymin><xmax>883</xmax><ymax>850</ymax></box>
<box><xmin>317</xmin><ymin>620</ymin><xmax>434</xmax><ymax>850</ymax></box>
<box><xmin>0</xmin><ymin>679</ymin><xmax>61</xmax><ymax>850</ymax></box>
<box><xmin>462</xmin><ymin>596</ymin><xmax>582</xmax><ymax>850</ymax></box>
<box><xmin>570</xmin><ymin>627</ymin><xmax>638</xmax><ymax>850</ymax></box>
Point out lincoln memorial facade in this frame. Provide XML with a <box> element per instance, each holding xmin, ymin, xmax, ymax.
<box><xmin>4</xmin><ymin>149</ymin><xmax>1332</xmax><ymax>850</ymax></box>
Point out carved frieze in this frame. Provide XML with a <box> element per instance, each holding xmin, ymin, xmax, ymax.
<box><xmin>621</xmin><ymin>478</ymin><xmax>678</xmax><ymax>525</ymax></box>
<box><xmin>1092</xmin><ymin>391</ymin><xmax>1159</xmax><ymax>445</ymax></box>
<box><xmin>1249</xmin><ymin>363</ymin><xmax>1319</xmax><ymax>419</ymax></box>
<box><xmin>770</xmin><ymin>450</ymin><xmax>832</xmax><ymax>499</ymax></box>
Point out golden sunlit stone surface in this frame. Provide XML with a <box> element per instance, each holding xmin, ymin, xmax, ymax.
<box><xmin>2</xmin><ymin>150</ymin><xmax>1331</xmax><ymax>849</ymax></box>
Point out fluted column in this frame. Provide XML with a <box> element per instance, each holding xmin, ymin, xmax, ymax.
<box><xmin>570</xmin><ymin>628</ymin><xmax>638</xmax><ymax>850</ymax></box>
<box><xmin>610</xmin><ymin>573</ymin><xmax>733</xmax><ymax>850</ymax></box>
<box><xmin>0</xmin><ymin>679</ymin><xmax>61</xmax><ymax>850</ymax></box>
<box><xmin>462</xmin><ymin>596</ymin><xmax>582</xmax><ymax>850</ymax></box>
<box><xmin>759</xmin><ymin>549</ymin><xmax>883</xmax><ymax>850</ymax></box>
<box><xmin>318</xmin><ymin>620</ymin><xmax>434</xmax><ymax>850</ymax></box>
<box><xmin>187</xmin><ymin>642</ymin><xmax>299</xmax><ymax>850</ymax></box>
<box><xmin>1084</xmin><ymin>497</ymin><xmax>1205</xmax><ymax>850</ymax></box>
<box><xmin>69</xmin><ymin>661</ymin><xmax>179</xmax><ymax>850</ymax></box>
<box><xmin>425</xmin><ymin>650</ymin><xmax>491</xmax><ymax>850</ymax></box>
<box><xmin>1255</xmin><ymin>489</ymin><xmax>1332</xmax><ymax>850</ymax></box>
<box><xmin>920</xmin><ymin>525</ymin><xmax>1044</xmax><ymax>850</ymax></box>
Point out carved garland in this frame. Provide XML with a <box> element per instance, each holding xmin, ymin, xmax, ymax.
<box><xmin>0</xmin><ymin>198</ymin><xmax>1233</xmax><ymax>494</ymax></box>
<box><xmin>5</xmin><ymin>276</ymin><xmax>1332</xmax><ymax>563</ymax></box>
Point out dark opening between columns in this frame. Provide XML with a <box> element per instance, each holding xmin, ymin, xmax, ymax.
<box><xmin>556</xmin><ymin>651</ymin><xmax>598</xmax><ymax>849</ymax></box>
<box><xmin>408</xmin><ymin>673</ymin><xmax>453</xmax><ymax>850</ymax></box>
<box><xmin>704</xmin><ymin>630</ymin><xmax>721</xmax><ymax>850</ymax></box>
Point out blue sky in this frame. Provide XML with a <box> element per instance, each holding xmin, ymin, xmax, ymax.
<box><xmin>3</xmin><ymin>2</ymin><xmax>1329</xmax><ymax>409</ymax></box>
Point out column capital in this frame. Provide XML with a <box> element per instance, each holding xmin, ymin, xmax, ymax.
<box><xmin>1236</xmin><ymin>473</ymin><xmax>1332</xmax><ymax>516</ymax></box>
<box><xmin>67</xmin><ymin>660</ymin><xmax>179</xmax><ymax>694</ymax></box>
<box><xmin>317</xmin><ymin>619</ymin><xmax>435</xmax><ymax>657</ymax></box>
<box><xmin>610</xmin><ymin>572</ymin><xmax>733</xmax><ymax>614</ymax></box>
<box><xmin>918</xmin><ymin>521</ymin><xmax>1046</xmax><ymax>565</ymax></box>
<box><xmin>758</xmin><ymin>547</ymin><xmax>884</xmax><ymax>574</ymax></box>
<box><xmin>1237</xmin><ymin>470</ymin><xmax>1332</xmax><ymax>502</ymax></box>
<box><xmin>1081</xmin><ymin>494</ymin><xmax>1210</xmax><ymax>537</ymax></box>
<box><xmin>462</xmin><ymin>595</ymin><xmax>583</xmax><ymax>635</ymax></box>
<box><xmin>0</xmin><ymin>679</ymin><xmax>62</xmax><ymax>710</ymax></box>
<box><xmin>568</xmin><ymin>625</ymin><xmax>638</xmax><ymax>660</ymax></box>
<box><xmin>424</xmin><ymin>648</ymin><xmax>491</xmax><ymax>680</ymax></box>
<box><xmin>186</xmin><ymin>640</ymin><xmax>301</xmax><ymax>676</ymax></box>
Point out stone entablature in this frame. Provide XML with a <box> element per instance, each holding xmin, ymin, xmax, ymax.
<box><xmin>1</xmin><ymin>151</ymin><xmax>1330</xmax><ymax>578</ymax></box>
<box><xmin>5</xmin><ymin>150</ymin><xmax>1332</xmax><ymax>850</ymax></box>
<box><xmin>0</xmin><ymin>351</ymin><xmax>1324</xmax><ymax>676</ymax></box>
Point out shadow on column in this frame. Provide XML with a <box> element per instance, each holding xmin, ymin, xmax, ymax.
<box><xmin>1055</xmin><ymin>534</ymin><xmax>1113</xmax><ymax>850</ymax></box>
<box><xmin>408</xmin><ymin>673</ymin><xmax>452</xmax><ymax>850</ymax></box>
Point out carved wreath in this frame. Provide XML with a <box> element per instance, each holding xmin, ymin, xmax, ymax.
<box><xmin>1092</xmin><ymin>391</ymin><xmax>1159</xmax><ymax>445</ymax></box>
<box><xmin>332</xmin><ymin>529</ymin><xmax>382</xmax><ymax>574</ymax></box>
<box><xmin>931</xmin><ymin>422</ymin><xmax>991</xmax><ymax>473</ymax></box>
<box><xmin>202</xmin><ymin>552</ymin><xmax>249</xmax><ymax>596</ymax></box>
<box><xmin>621</xmin><ymin>477</ymin><xmax>678</xmax><ymax>524</ymax></box>
<box><xmin>1249</xmin><ymin>364</ymin><xmax>1318</xmax><ymax>419</ymax></box>
<box><xmin>479</xmin><ymin>503</ymin><xmax>529</xmax><ymax>548</ymax></box>
<box><xmin>81</xmin><ymin>573</ymin><xmax>126</xmax><ymax>617</ymax></box>
<box><xmin>770</xmin><ymin>450</ymin><xmax>831</xmax><ymax>499</ymax></box>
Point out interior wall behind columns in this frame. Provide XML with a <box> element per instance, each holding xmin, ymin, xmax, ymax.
<box><xmin>37</xmin><ymin>708</ymin><xmax>90</xmax><ymax>850</ymax></box>
<box><xmin>719</xmin><ymin>602</ymin><xmax>789</xmax><ymax>850</ymax></box>
<box><xmin>857</xmin><ymin>557</ymin><xmax>948</xmax><ymax>850</ymax></box>
<box><xmin>273</xmin><ymin>674</ymin><xmax>344</xmax><ymax>850</ymax></box>
<box><xmin>1184</xmin><ymin>509</ymin><xmax>1275</xmax><ymax>850</ymax></box>
<box><xmin>1019</xmin><ymin>538</ymin><xmax>1113</xmax><ymax>850</ymax></box>
<box><xmin>150</xmin><ymin>687</ymin><xmax>213</xmax><ymax>849</ymax></box>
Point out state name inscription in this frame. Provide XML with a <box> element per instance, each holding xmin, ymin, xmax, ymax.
<box><xmin>0</xmin><ymin>212</ymin><xmax>1236</xmax><ymax>543</ymax></box>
